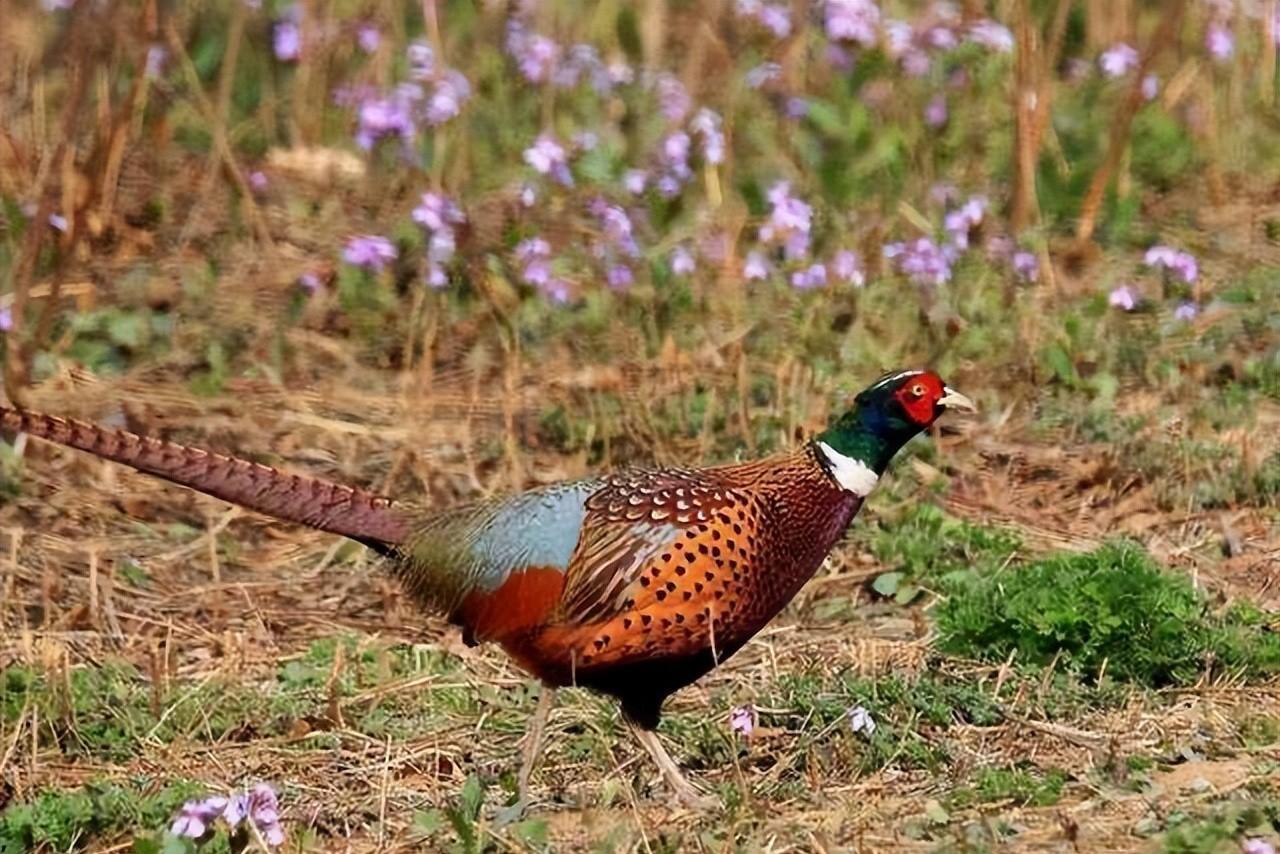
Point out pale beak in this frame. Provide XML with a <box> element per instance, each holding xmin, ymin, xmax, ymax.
<box><xmin>938</xmin><ymin>387</ymin><xmax>977</xmax><ymax>413</ymax></box>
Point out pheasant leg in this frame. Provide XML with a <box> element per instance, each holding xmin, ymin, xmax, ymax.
<box><xmin>631</xmin><ymin>725</ymin><xmax>718</xmax><ymax>810</ymax></box>
<box><xmin>494</xmin><ymin>686</ymin><xmax>556</xmax><ymax>826</ymax></box>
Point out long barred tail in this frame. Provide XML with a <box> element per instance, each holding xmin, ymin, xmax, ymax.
<box><xmin>1</xmin><ymin>406</ymin><xmax>409</xmax><ymax>550</ymax></box>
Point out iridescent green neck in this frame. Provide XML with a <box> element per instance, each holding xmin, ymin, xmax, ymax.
<box><xmin>815</xmin><ymin>404</ymin><xmax>919</xmax><ymax>474</ymax></box>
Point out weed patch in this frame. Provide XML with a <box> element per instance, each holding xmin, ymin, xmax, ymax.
<box><xmin>936</xmin><ymin>542</ymin><xmax>1280</xmax><ymax>687</ymax></box>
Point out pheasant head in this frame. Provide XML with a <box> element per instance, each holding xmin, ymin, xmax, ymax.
<box><xmin>814</xmin><ymin>369</ymin><xmax>975</xmax><ymax>496</ymax></box>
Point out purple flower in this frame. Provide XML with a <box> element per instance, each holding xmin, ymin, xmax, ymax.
<box><xmin>745</xmin><ymin>62</ymin><xmax>782</xmax><ymax>89</ymax></box>
<box><xmin>1099</xmin><ymin>43</ymin><xmax>1139</xmax><ymax>78</ymax></box>
<box><xmin>1012</xmin><ymin>250</ymin><xmax>1038</xmax><ymax>283</ymax></box>
<box><xmin>884</xmin><ymin>237</ymin><xmax>952</xmax><ymax>287</ymax></box>
<box><xmin>824</xmin><ymin>0</ymin><xmax>880</xmax><ymax>47</ymax></box>
<box><xmin>248</xmin><ymin>171</ymin><xmax>268</xmax><ymax>193</ymax></box>
<box><xmin>357</xmin><ymin>23</ymin><xmax>381</xmax><ymax>54</ymax></box>
<box><xmin>298</xmin><ymin>271</ymin><xmax>321</xmax><ymax>292</ymax></box>
<box><xmin>1206</xmin><ymin>21</ymin><xmax>1234</xmax><ymax>61</ymax></box>
<box><xmin>623</xmin><ymin>169</ymin><xmax>648</xmax><ymax>195</ymax></box>
<box><xmin>342</xmin><ymin>235</ymin><xmax>397</xmax><ymax>272</ymax></box>
<box><xmin>691</xmin><ymin>109</ymin><xmax>725</xmax><ymax>165</ymax></box>
<box><xmin>785</xmin><ymin>97</ymin><xmax>810</xmax><ymax>119</ymax></box>
<box><xmin>524</xmin><ymin>134</ymin><xmax>573</xmax><ymax>185</ymax></box>
<box><xmin>1108</xmin><ymin>285</ymin><xmax>1138</xmax><ymax>311</ymax></box>
<box><xmin>606</xmin><ymin>264</ymin><xmax>633</xmax><ymax>290</ymax></box>
<box><xmin>790</xmin><ymin>262</ymin><xmax>828</xmax><ymax>289</ymax></box>
<box><xmin>1242</xmin><ymin>840</ymin><xmax>1277</xmax><ymax>854</ymax></box>
<box><xmin>729</xmin><ymin>705</ymin><xmax>755</xmax><ymax>737</ymax></box>
<box><xmin>519</xmin><ymin>183</ymin><xmax>537</xmax><ymax>207</ymax></box>
<box><xmin>739</xmin><ymin>1</ymin><xmax>792</xmax><ymax>38</ymax></box>
<box><xmin>238</xmin><ymin>783</ymin><xmax>284</xmax><ymax>847</ymax></box>
<box><xmin>758</xmin><ymin>181</ymin><xmax>813</xmax><ymax>259</ymax></box>
<box><xmin>0</xmin><ymin>307</ymin><xmax>11</xmax><ymax>332</ymax></box>
<box><xmin>515</xmin><ymin>237</ymin><xmax>565</xmax><ymax>300</ymax></box>
<box><xmin>172</xmin><ymin>785</ymin><xmax>283</xmax><ymax>847</ymax></box>
<box><xmin>848</xmin><ymin>705</ymin><xmax>876</xmax><ymax>736</ymax></box>
<box><xmin>412</xmin><ymin>192</ymin><xmax>464</xmax><ymax>233</ymax></box>
<box><xmin>654</xmin><ymin>73</ymin><xmax>691</xmax><ymax>122</ymax></box>
<box><xmin>541</xmin><ymin>278</ymin><xmax>572</xmax><ymax>303</ymax></box>
<box><xmin>554</xmin><ymin>44</ymin><xmax>613</xmax><ymax>92</ymax></box>
<box><xmin>425</xmin><ymin>71</ymin><xmax>470</xmax><ymax>126</ymax></box>
<box><xmin>516</xmin><ymin>237</ymin><xmax>551</xmax><ymax>264</ymax></box>
<box><xmin>40</xmin><ymin>0</ymin><xmax>76</xmax><ymax>9</ymax></box>
<box><xmin>354</xmin><ymin>88</ymin><xmax>418</xmax><ymax>150</ymax></box>
<box><xmin>671</xmin><ymin>245</ymin><xmax>696</xmax><ymax>276</ymax></box>
<box><xmin>407</xmin><ymin>41</ymin><xmax>435</xmax><ymax>80</ymax></box>
<box><xmin>506</xmin><ymin>20</ymin><xmax>561</xmax><ymax>84</ymax></box>
<box><xmin>145</xmin><ymin>45</ymin><xmax>168</xmax><ymax>78</ymax></box>
<box><xmin>273</xmin><ymin>19</ymin><xmax>301</xmax><ymax>62</ymax></box>
<box><xmin>171</xmin><ymin>797</ymin><xmax>228</xmax><ymax>839</ymax></box>
<box><xmin>924</xmin><ymin>94</ymin><xmax>948</xmax><ymax>128</ymax></box>
<box><xmin>589</xmin><ymin>199</ymin><xmax>640</xmax><ymax>257</ymax></box>
<box><xmin>831</xmin><ymin>249</ymin><xmax>865</xmax><ymax>286</ymax></box>
<box><xmin>743</xmin><ymin>250</ymin><xmax>771</xmax><ymax>281</ymax></box>
<box><xmin>1142</xmin><ymin>73</ymin><xmax>1160</xmax><ymax>101</ymax></box>
<box><xmin>662</xmin><ymin>131</ymin><xmax>691</xmax><ymax>167</ymax></box>
<box><xmin>943</xmin><ymin>196</ymin><xmax>987</xmax><ymax>250</ymax></box>
<box><xmin>1174</xmin><ymin>301</ymin><xmax>1198</xmax><ymax>321</ymax></box>
<box><xmin>48</xmin><ymin>213</ymin><xmax>68</xmax><ymax>232</ymax></box>
<box><xmin>968</xmin><ymin>19</ymin><xmax>1014</xmax><ymax>52</ymax></box>
<box><xmin>1144</xmin><ymin>245</ymin><xmax>1198</xmax><ymax>283</ymax></box>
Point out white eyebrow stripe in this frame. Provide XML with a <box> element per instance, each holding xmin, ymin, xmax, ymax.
<box><xmin>871</xmin><ymin>369</ymin><xmax>925</xmax><ymax>390</ymax></box>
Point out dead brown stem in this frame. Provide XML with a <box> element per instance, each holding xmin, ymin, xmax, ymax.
<box><xmin>3</xmin><ymin>9</ymin><xmax>91</xmax><ymax>406</ymax></box>
<box><xmin>1074</xmin><ymin>0</ymin><xmax>1187</xmax><ymax>249</ymax></box>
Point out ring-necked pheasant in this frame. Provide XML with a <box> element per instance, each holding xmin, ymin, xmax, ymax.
<box><xmin>0</xmin><ymin>368</ymin><xmax>973</xmax><ymax>813</ymax></box>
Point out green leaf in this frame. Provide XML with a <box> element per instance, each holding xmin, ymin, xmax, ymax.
<box><xmin>458</xmin><ymin>774</ymin><xmax>485</xmax><ymax>821</ymax></box>
<box><xmin>894</xmin><ymin>583</ymin><xmax>922</xmax><ymax>605</ymax></box>
<box><xmin>511</xmin><ymin>818</ymin><xmax>549</xmax><ymax>846</ymax></box>
<box><xmin>106</xmin><ymin>312</ymin><xmax>148</xmax><ymax>350</ymax></box>
<box><xmin>872</xmin><ymin>571</ymin><xmax>903</xmax><ymax>597</ymax></box>
<box><xmin>410</xmin><ymin>808</ymin><xmax>446</xmax><ymax>838</ymax></box>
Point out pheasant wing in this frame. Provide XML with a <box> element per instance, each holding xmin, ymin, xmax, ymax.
<box><xmin>557</xmin><ymin>469</ymin><xmax>742</xmax><ymax>624</ymax></box>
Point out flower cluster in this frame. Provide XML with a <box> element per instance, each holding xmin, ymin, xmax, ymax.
<box><xmin>171</xmin><ymin>783</ymin><xmax>284</xmax><ymax>847</ymax></box>
<box><xmin>273</xmin><ymin>6</ymin><xmax>301</xmax><ymax>61</ymax></box>
<box><xmin>729</xmin><ymin>705</ymin><xmax>756</xmax><ymax>738</ymax></box>
<box><xmin>737</xmin><ymin>0</ymin><xmax>791</xmax><ymax>38</ymax></box>
<box><xmin>588</xmin><ymin>198</ymin><xmax>643</xmax><ymax>289</ymax></box>
<box><xmin>1099</xmin><ymin>43</ymin><xmax>1139</xmax><ymax>78</ymax></box>
<box><xmin>1144</xmin><ymin>244</ymin><xmax>1197</xmax><ymax>283</ymax></box>
<box><xmin>884</xmin><ymin>237</ymin><xmax>954</xmax><ymax>288</ymax></box>
<box><xmin>412</xmin><ymin>193</ymin><xmax>466</xmax><ymax>287</ymax></box>
<box><xmin>1108</xmin><ymin>284</ymin><xmax>1138</xmax><ymax>311</ymax></box>
<box><xmin>342</xmin><ymin>234</ymin><xmax>398</xmax><ymax>272</ymax></box>
<box><xmin>515</xmin><ymin>237</ymin><xmax>571</xmax><ymax>302</ymax></box>
<box><xmin>337</xmin><ymin>41</ymin><xmax>470</xmax><ymax>152</ymax></box>
<box><xmin>758</xmin><ymin>181</ymin><xmax>813</xmax><ymax>261</ymax></box>
<box><xmin>824</xmin><ymin>0</ymin><xmax>881</xmax><ymax>47</ymax></box>
<box><xmin>505</xmin><ymin>19</ymin><xmax>625</xmax><ymax>92</ymax></box>
<box><xmin>524</xmin><ymin>134</ymin><xmax>574</xmax><ymax>186</ymax></box>
<box><xmin>943</xmin><ymin>195</ymin><xmax>986</xmax><ymax>250</ymax></box>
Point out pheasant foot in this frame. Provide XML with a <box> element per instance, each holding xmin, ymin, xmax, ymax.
<box><xmin>631</xmin><ymin>725</ymin><xmax>719</xmax><ymax>811</ymax></box>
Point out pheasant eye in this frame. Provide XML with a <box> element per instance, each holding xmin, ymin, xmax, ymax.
<box><xmin>910</xmin><ymin>383</ymin><xmax>926</xmax><ymax>398</ymax></box>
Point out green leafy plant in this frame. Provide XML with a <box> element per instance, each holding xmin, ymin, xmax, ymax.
<box><xmin>936</xmin><ymin>542</ymin><xmax>1280</xmax><ymax>686</ymax></box>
